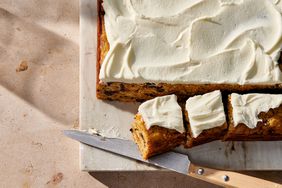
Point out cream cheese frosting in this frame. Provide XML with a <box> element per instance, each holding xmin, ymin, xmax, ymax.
<box><xmin>231</xmin><ymin>93</ymin><xmax>282</xmax><ymax>128</ymax></box>
<box><xmin>100</xmin><ymin>0</ymin><xmax>282</xmax><ymax>84</ymax></box>
<box><xmin>138</xmin><ymin>95</ymin><xmax>185</xmax><ymax>133</ymax></box>
<box><xmin>185</xmin><ymin>90</ymin><xmax>226</xmax><ymax>138</ymax></box>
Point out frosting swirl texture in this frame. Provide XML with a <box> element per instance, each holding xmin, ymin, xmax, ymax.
<box><xmin>186</xmin><ymin>90</ymin><xmax>226</xmax><ymax>138</ymax></box>
<box><xmin>100</xmin><ymin>0</ymin><xmax>282</xmax><ymax>84</ymax></box>
<box><xmin>231</xmin><ymin>93</ymin><xmax>282</xmax><ymax>128</ymax></box>
<box><xmin>138</xmin><ymin>95</ymin><xmax>185</xmax><ymax>133</ymax></box>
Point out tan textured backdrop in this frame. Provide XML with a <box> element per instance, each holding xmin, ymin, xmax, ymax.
<box><xmin>0</xmin><ymin>0</ymin><xmax>281</xmax><ymax>187</ymax></box>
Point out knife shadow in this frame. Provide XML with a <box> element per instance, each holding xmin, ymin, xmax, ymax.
<box><xmin>89</xmin><ymin>171</ymin><xmax>222</xmax><ymax>188</ymax></box>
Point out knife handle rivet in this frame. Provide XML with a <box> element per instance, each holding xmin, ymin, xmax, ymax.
<box><xmin>197</xmin><ymin>168</ymin><xmax>204</xmax><ymax>175</ymax></box>
<box><xmin>223</xmin><ymin>175</ymin><xmax>229</xmax><ymax>182</ymax></box>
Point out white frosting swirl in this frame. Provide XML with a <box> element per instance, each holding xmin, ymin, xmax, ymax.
<box><xmin>138</xmin><ymin>95</ymin><xmax>185</xmax><ymax>133</ymax></box>
<box><xmin>231</xmin><ymin>93</ymin><xmax>282</xmax><ymax>128</ymax></box>
<box><xmin>100</xmin><ymin>0</ymin><xmax>282</xmax><ymax>84</ymax></box>
<box><xmin>185</xmin><ymin>90</ymin><xmax>226</xmax><ymax>138</ymax></box>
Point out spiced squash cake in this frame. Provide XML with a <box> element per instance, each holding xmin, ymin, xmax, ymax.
<box><xmin>97</xmin><ymin>0</ymin><xmax>282</xmax><ymax>102</ymax></box>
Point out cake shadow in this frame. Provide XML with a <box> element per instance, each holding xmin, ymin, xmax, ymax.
<box><xmin>0</xmin><ymin>8</ymin><xmax>79</xmax><ymax>126</ymax></box>
<box><xmin>103</xmin><ymin>100</ymin><xmax>139</xmax><ymax>114</ymax></box>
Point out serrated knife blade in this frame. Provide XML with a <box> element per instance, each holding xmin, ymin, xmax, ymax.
<box><xmin>63</xmin><ymin>130</ymin><xmax>277</xmax><ymax>187</ymax></box>
<box><xmin>63</xmin><ymin>130</ymin><xmax>190</xmax><ymax>174</ymax></box>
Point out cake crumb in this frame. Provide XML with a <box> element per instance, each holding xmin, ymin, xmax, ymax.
<box><xmin>16</xmin><ymin>61</ymin><xmax>28</xmax><ymax>72</ymax></box>
<box><xmin>73</xmin><ymin>119</ymin><xmax>79</xmax><ymax>129</ymax></box>
<box><xmin>22</xmin><ymin>182</ymin><xmax>30</xmax><ymax>188</ymax></box>
<box><xmin>46</xmin><ymin>172</ymin><xmax>63</xmax><ymax>185</ymax></box>
<box><xmin>22</xmin><ymin>162</ymin><xmax>33</xmax><ymax>175</ymax></box>
<box><xmin>31</xmin><ymin>141</ymin><xmax>43</xmax><ymax>148</ymax></box>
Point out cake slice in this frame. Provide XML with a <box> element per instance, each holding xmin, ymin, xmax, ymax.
<box><xmin>185</xmin><ymin>90</ymin><xmax>227</xmax><ymax>148</ymax></box>
<box><xmin>225</xmin><ymin>93</ymin><xmax>282</xmax><ymax>140</ymax></box>
<box><xmin>131</xmin><ymin>95</ymin><xmax>186</xmax><ymax>159</ymax></box>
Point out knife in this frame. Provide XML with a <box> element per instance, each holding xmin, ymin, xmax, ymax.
<box><xmin>64</xmin><ymin>130</ymin><xmax>280</xmax><ymax>188</ymax></box>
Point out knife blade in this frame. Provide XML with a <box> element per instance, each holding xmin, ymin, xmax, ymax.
<box><xmin>64</xmin><ymin>130</ymin><xmax>281</xmax><ymax>188</ymax></box>
<box><xmin>63</xmin><ymin>130</ymin><xmax>190</xmax><ymax>174</ymax></box>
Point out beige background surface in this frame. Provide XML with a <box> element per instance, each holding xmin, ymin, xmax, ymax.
<box><xmin>0</xmin><ymin>0</ymin><xmax>281</xmax><ymax>187</ymax></box>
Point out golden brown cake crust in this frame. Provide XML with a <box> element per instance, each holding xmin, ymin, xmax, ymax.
<box><xmin>96</xmin><ymin>0</ymin><xmax>282</xmax><ymax>102</ymax></box>
<box><xmin>224</xmin><ymin>96</ymin><xmax>282</xmax><ymax>141</ymax></box>
<box><xmin>131</xmin><ymin>114</ymin><xmax>186</xmax><ymax>159</ymax></box>
<box><xmin>184</xmin><ymin>111</ymin><xmax>227</xmax><ymax>148</ymax></box>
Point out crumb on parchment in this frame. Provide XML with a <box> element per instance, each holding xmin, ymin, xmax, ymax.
<box><xmin>16</xmin><ymin>61</ymin><xmax>28</xmax><ymax>72</ymax></box>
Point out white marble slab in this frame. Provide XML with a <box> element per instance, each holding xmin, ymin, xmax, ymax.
<box><xmin>80</xmin><ymin>0</ymin><xmax>282</xmax><ymax>171</ymax></box>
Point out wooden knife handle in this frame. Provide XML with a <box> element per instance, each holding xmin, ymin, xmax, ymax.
<box><xmin>188</xmin><ymin>164</ymin><xmax>281</xmax><ymax>188</ymax></box>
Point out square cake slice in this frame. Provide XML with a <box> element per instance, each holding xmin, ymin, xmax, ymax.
<box><xmin>131</xmin><ymin>95</ymin><xmax>186</xmax><ymax>159</ymax></box>
<box><xmin>225</xmin><ymin>93</ymin><xmax>282</xmax><ymax>140</ymax></box>
<box><xmin>185</xmin><ymin>90</ymin><xmax>227</xmax><ymax>148</ymax></box>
